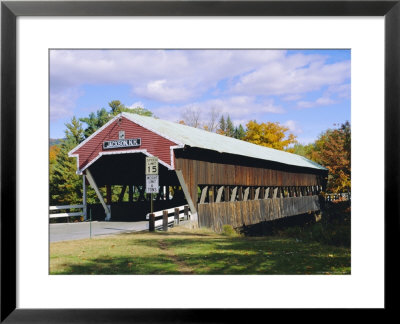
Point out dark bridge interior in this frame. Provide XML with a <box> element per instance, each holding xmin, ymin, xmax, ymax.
<box><xmin>87</xmin><ymin>153</ymin><xmax>186</xmax><ymax>222</ymax></box>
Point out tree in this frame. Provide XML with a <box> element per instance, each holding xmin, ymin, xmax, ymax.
<box><xmin>205</xmin><ymin>107</ymin><xmax>220</xmax><ymax>132</ymax></box>
<box><xmin>180</xmin><ymin>107</ymin><xmax>201</xmax><ymax>128</ymax></box>
<box><xmin>50</xmin><ymin>117</ymin><xmax>85</xmax><ymax>205</ymax></box>
<box><xmin>217</xmin><ymin>115</ymin><xmax>226</xmax><ymax>135</ymax></box>
<box><xmin>291</xmin><ymin>122</ymin><xmax>351</xmax><ymax>193</ymax></box>
<box><xmin>80</xmin><ymin>101</ymin><xmax>154</xmax><ymax>138</ymax></box>
<box><xmin>79</xmin><ymin>108</ymin><xmax>111</xmax><ymax>138</ymax></box>
<box><xmin>243</xmin><ymin>120</ymin><xmax>297</xmax><ymax>150</ymax></box>
<box><xmin>314</xmin><ymin>122</ymin><xmax>351</xmax><ymax>193</ymax></box>
<box><xmin>286</xmin><ymin>143</ymin><xmax>314</xmax><ymax>157</ymax></box>
<box><xmin>233</xmin><ymin>124</ymin><xmax>246</xmax><ymax>140</ymax></box>
<box><xmin>225</xmin><ymin>116</ymin><xmax>235</xmax><ymax>137</ymax></box>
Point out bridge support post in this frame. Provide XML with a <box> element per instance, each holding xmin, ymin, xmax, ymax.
<box><xmin>184</xmin><ymin>205</ymin><xmax>189</xmax><ymax>220</ymax></box>
<box><xmin>86</xmin><ymin>168</ymin><xmax>111</xmax><ymax>221</ymax></box>
<box><xmin>163</xmin><ymin>210</ymin><xmax>169</xmax><ymax>231</ymax></box>
<box><xmin>175</xmin><ymin>170</ymin><xmax>198</xmax><ymax>227</ymax></box>
<box><xmin>149</xmin><ymin>213</ymin><xmax>155</xmax><ymax>232</ymax></box>
<box><xmin>82</xmin><ymin>174</ymin><xmax>87</xmax><ymax>221</ymax></box>
<box><xmin>174</xmin><ymin>207</ymin><xmax>180</xmax><ymax>225</ymax></box>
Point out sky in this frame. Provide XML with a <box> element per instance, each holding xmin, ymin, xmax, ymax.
<box><xmin>50</xmin><ymin>49</ymin><xmax>350</xmax><ymax>144</ymax></box>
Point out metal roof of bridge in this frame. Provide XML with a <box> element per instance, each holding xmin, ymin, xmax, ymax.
<box><xmin>123</xmin><ymin>113</ymin><xmax>327</xmax><ymax>171</ymax></box>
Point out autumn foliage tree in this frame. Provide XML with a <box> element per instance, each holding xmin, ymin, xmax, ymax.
<box><xmin>291</xmin><ymin>122</ymin><xmax>351</xmax><ymax>193</ymax></box>
<box><xmin>243</xmin><ymin>120</ymin><xmax>297</xmax><ymax>150</ymax></box>
<box><xmin>314</xmin><ymin>122</ymin><xmax>351</xmax><ymax>193</ymax></box>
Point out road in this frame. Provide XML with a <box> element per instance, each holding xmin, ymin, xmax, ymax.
<box><xmin>50</xmin><ymin>221</ymin><xmax>149</xmax><ymax>242</ymax></box>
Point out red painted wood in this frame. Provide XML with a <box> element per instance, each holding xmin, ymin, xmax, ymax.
<box><xmin>73</xmin><ymin>116</ymin><xmax>178</xmax><ymax>171</ymax></box>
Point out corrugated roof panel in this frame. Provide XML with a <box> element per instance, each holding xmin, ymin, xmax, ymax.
<box><xmin>122</xmin><ymin>113</ymin><xmax>327</xmax><ymax>171</ymax></box>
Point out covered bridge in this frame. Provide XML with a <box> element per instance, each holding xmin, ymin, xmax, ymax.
<box><xmin>69</xmin><ymin>113</ymin><xmax>328</xmax><ymax>231</ymax></box>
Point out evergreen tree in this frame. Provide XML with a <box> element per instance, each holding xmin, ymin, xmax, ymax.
<box><xmin>233</xmin><ymin>124</ymin><xmax>246</xmax><ymax>140</ymax></box>
<box><xmin>217</xmin><ymin>115</ymin><xmax>226</xmax><ymax>135</ymax></box>
<box><xmin>79</xmin><ymin>108</ymin><xmax>111</xmax><ymax>138</ymax></box>
<box><xmin>226</xmin><ymin>116</ymin><xmax>235</xmax><ymax>137</ymax></box>
<box><xmin>50</xmin><ymin>117</ymin><xmax>85</xmax><ymax>205</ymax></box>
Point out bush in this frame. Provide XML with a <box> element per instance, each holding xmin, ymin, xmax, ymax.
<box><xmin>222</xmin><ymin>224</ymin><xmax>240</xmax><ymax>237</ymax></box>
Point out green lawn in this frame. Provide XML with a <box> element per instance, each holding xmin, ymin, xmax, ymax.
<box><xmin>50</xmin><ymin>227</ymin><xmax>350</xmax><ymax>275</ymax></box>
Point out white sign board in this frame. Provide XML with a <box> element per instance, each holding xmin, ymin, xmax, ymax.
<box><xmin>146</xmin><ymin>175</ymin><xmax>159</xmax><ymax>193</ymax></box>
<box><xmin>146</xmin><ymin>157</ymin><xmax>159</xmax><ymax>175</ymax></box>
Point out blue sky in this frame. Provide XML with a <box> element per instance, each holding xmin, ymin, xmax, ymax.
<box><xmin>50</xmin><ymin>49</ymin><xmax>350</xmax><ymax>144</ymax></box>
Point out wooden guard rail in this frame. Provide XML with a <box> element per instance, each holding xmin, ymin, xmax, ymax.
<box><xmin>146</xmin><ymin>205</ymin><xmax>190</xmax><ymax>231</ymax></box>
<box><xmin>49</xmin><ymin>204</ymin><xmax>85</xmax><ymax>221</ymax></box>
<box><xmin>325</xmin><ymin>192</ymin><xmax>351</xmax><ymax>202</ymax></box>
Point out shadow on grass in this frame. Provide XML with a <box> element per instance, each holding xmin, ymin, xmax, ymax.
<box><xmin>51</xmin><ymin>235</ymin><xmax>350</xmax><ymax>275</ymax></box>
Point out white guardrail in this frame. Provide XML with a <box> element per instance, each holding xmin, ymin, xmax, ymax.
<box><xmin>146</xmin><ymin>205</ymin><xmax>190</xmax><ymax>230</ymax></box>
<box><xmin>49</xmin><ymin>205</ymin><xmax>85</xmax><ymax>219</ymax></box>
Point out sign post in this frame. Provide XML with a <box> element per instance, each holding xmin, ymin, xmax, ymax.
<box><xmin>146</xmin><ymin>157</ymin><xmax>159</xmax><ymax>214</ymax></box>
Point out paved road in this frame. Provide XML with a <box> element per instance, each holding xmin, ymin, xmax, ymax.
<box><xmin>50</xmin><ymin>221</ymin><xmax>149</xmax><ymax>242</ymax></box>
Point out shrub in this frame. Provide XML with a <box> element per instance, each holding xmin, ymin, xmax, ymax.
<box><xmin>222</xmin><ymin>224</ymin><xmax>240</xmax><ymax>237</ymax></box>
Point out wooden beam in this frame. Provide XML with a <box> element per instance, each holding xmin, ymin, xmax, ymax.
<box><xmin>118</xmin><ymin>185</ymin><xmax>127</xmax><ymax>203</ymax></box>
<box><xmin>216</xmin><ymin>186</ymin><xmax>224</xmax><ymax>203</ymax></box>
<box><xmin>82</xmin><ymin>174</ymin><xmax>87</xmax><ymax>220</ymax></box>
<box><xmin>129</xmin><ymin>185</ymin><xmax>134</xmax><ymax>202</ymax></box>
<box><xmin>250</xmin><ymin>187</ymin><xmax>255</xmax><ymax>200</ymax></box>
<box><xmin>174</xmin><ymin>207</ymin><xmax>180</xmax><ymax>225</ymax></box>
<box><xmin>230</xmin><ymin>187</ymin><xmax>237</xmax><ymax>202</ymax></box>
<box><xmin>265</xmin><ymin>187</ymin><xmax>270</xmax><ymax>199</ymax></box>
<box><xmin>273</xmin><ymin>187</ymin><xmax>278</xmax><ymax>199</ymax></box>
<box><xmin>238</xmin><ymin>186</ymin><xmax>243</xmax><ymax>201</ymax></box>
<box><xmin>243</xmin><ymin>187</ymin><xmax>249</xmax><ymax>201</ymax></box>
<box><xmin>199</xmin><ymin>186</ymin><xmax>208</xmax><ymax>204</ymax></box>
<box><xmin>175</xmin><ymin>170</ymin><xmax>197</xmax><ymax>220</ymax></box>
<box><xmin>163</xmin><ymin>210</ymin><xmax>169</xmax><ymax>231</ymax></box>
<box><xmin>149</xmin><ymin>213</ymin><xmax>155</xmax><ymax>232</ymax></box>
<box><xmin>209</xmin><ymin>186</ymin><xmax>214</xmax><ymax>203</ymax></box>
<box><xmin>224</xmin><ymin>186</ymin><xmax>230</xmax><ymax>202</ymax></box>
<box><xmin>254</xmin><ymin>187</ymin><xmax>260</xmax><ymax>200</ymax></box>
<box><xmin>106</xmin><ymin>184</ymin><xmax>112</xmax><ymax>204</ymax></box>
<box><xmin>86</xmin><ymin>168</ymin><xmax>111</xmax><ymax>220</ymax></box>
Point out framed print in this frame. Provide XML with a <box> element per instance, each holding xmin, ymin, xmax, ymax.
<box><xmin>1</xmin><ymin>0</ymin><xmax>399</xmax><ymax>322</ymax></box>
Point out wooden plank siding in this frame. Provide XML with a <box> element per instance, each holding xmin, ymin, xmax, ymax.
<box><xmin>72</xmin><ymin>116</ymin><xmax>179</xmax><ymax>171</ymax></box>
<box><xmin>198</xmin><ymin>196</ymin><xmax>321</xmax><ymax>232</ymax></box>
<box><xmin>175</xmin><ymin>157</ymin><xmax>324</xmax><ymax>210</ymax></box>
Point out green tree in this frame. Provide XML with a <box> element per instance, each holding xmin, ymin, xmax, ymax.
<box><xmin>243</xmin><ymin>120</ymin><xmax>297</xmax><ymax>150</ymax></box>
<box><xmin>217</xmin><ymin>115</ymin><xmax>226</xmax><ymax>135</ymax></box>
<box><xmin>79</xmin><ymin>108</ymin><xmax>111</xmax><ymax>138</ymax></box>
<box><xmin>225</xmin><ymin>116</ymin><xmax>235</xmax><ymax>137</ymax></box>
<box><xmin>233</xmin><ymin>124</ymin><xmax>246</xmax><ymax>140</ymax></box>
<box><xmin>80</xmin><ymin>101</ymin><xmax>154</xmax><ymax>138</ymax></box>
<box><xmin>50</xmin><ymin>117</ymin><xmax>85</xmax><ymax>205</ymax></box>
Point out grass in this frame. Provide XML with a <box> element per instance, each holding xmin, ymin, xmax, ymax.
<box><xmin>50</xmin><ymin>226</ymin><xmax>350</xmax><ymax>275</ymax></box>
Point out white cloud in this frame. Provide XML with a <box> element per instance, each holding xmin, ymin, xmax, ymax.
<box><xmin>128</xmin><ymin>101</ymin><xmax>145</xmax><ymax>109</ymax></box>
<box><xmin>284</xmin><ymin>120</ymin><xmax>303</xmax><ymax>134</ymax></box>
<box><xmin>230</xmin><ymin>57</ymin><xmax>350</xmax><ymax>97</ymax></box>
<box><xmin>152</xmin><ymin>96</ymin><xmax>284</xmax><ymax>126</ymax></box>
<box><xmin>296</xmin><ymin>82</ymin><xmax>350</xmax><ymax>109</ymax></box>
<box><xmin>50</xmin><ymin>87</ymin><xmax>83</xmax><ymax>121</ymax></box>
<box><xmin>50</xmin><ymin>49</ymin><xmax>350</xmax><ymax>116</ymax></box>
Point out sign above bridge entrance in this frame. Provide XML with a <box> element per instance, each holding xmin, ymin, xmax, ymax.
<box><xmin>103</xmin><ymin>138</ymin><xmax>141</xmax><ymax>150</ymax></box>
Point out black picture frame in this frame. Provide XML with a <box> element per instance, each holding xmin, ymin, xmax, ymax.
<box><xmin>1</xmin><ymin>0</ymin><xmax>398</xmax><ymax>322</ymax></box>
